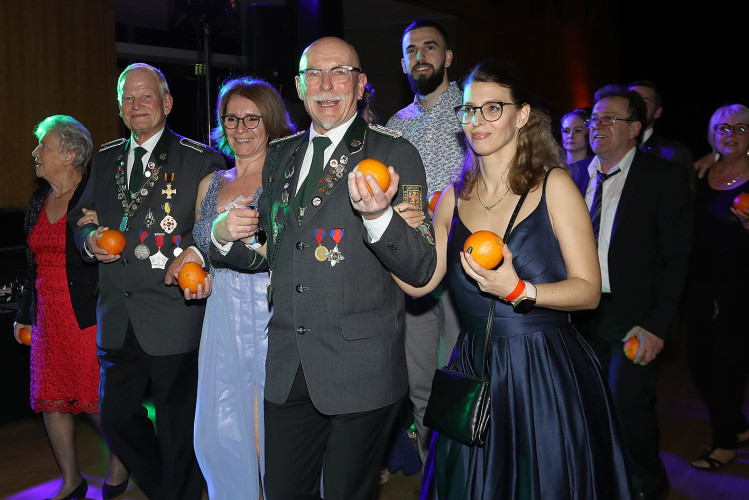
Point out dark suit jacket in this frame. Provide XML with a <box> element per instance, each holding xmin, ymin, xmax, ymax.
<box><xmin>69</xmin><ymin>128</ymin><xmax>225</xmax><ymax>356</ymax></box>
<box><xmin>570</xmin><ymin>150</ymin><xmax>693</xmax><ymax>342</ymax></box>
<box><xmin>215</xmin><ymin>115</ymin><xmax>437</xmax><ymax>415</ymax></box>
<box><xmin>640</xmin><ymin>130</ymin><xmax>693</xmax><ymax>168</ymax></box>
<box><xmin>16</xmin><ymin>177</ymin><xmax>98</xmax><ymax>330</ymax></box>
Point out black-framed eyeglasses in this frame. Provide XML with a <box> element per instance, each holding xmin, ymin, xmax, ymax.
<box><xmin>298</xmin><ymin>66</ymin><xmax>361</xmax><ymax>86</ymax></box>
<box><xmin>715</xmin><ymin>123</ymin><xmax>749</xmax><ymax>136</ymax></box>
<box><xmin>222</xmin><ymin>114</ymin><xmax>262</xmax><ymax>130</ymax></box>
<box><xmin>454</xmin><ymin>102</ymin><xmax>514</xmax><ymax>124</ymax></box>
<box><xmin>584</xmin><ymin>116</ymin><xmax>635</xmax><ymax>128</ymax></box>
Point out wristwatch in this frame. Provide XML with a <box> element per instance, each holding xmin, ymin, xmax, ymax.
<box><xmin>512</xmin><ymin>281</ymin><xmax>536</xmax><ymax>313</ymax></box>
<box><xmin>245</xmin><ymin>228</ymin><xmax>267</xmax><ymax>251</ymax></box>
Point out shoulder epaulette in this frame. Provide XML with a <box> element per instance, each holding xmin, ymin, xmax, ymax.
<box><xmin>99</xmin><ymin>138</ymin><xmax>126</xmax><ymax>151</ymax></box>
<box><xmin>179</xmin><ymin>137</ymin><xmax>207</xmax><ymax>153</ymax></box>
<box><xmin>368</xmin><ymin>123</ymin><xmax>402</xmax><ymax>138</ymax></box>
<box><xmin>270</xmin><ymin>130</ymin><xmax>305</xmax><ymax>147</ymax></box>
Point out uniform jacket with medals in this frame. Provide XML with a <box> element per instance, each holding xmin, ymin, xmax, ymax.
<box><xmin>213</xmin><ymin>115</ymin><xmax>437</xmax><ymax>415</ymax></box>
<box><xmin>70</xmin><ymin>128</ymin><xmax>225</xmax><ymax>356</ymax></box>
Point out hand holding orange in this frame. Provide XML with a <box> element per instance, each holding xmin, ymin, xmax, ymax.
<box><xmin>732</xmin><ymin>192</ymin><xmax>749</xmax><ymax>212</ymax></box>
<box><xmin>178</xmin><ymin>262</ymin><xmax>207</xmax><ymax>294</ymax></box>
<box><xmin>463</xmin><ymin>230</ymin><xmax>504</xmax><ymax>269</ymax></box>
<box><xmin>19</xmin><ymin>327</ymin><xmax>31</xmax><ymax>346</ymax></box>
<box><xmin>98</xmin><ymin>229</ymin><xmax>126</xmax><ymax>255</ymax></box>
<box><xmin>624</xmin><ymin>336</ymin><xmax>639</xmax><ymax>361</ymax></box>
<box><xmin>353</xmin><ymin>159</ymin><xmax>391</xmax><ymax>194</ymax></box>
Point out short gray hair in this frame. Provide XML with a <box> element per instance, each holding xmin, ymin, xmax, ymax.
<box><xmin>707</xmin><ymin>104</ymin><xmax>749</xmax><ymax>151</ymax></box>
<box><xmin>117</xmin><ymin>63</ymin><xmax>170</xmax><ymax>108</ymax></box>
<box><xmin>34</xmin><ymin>115</ymin><xmax>93</xmax><ymax>175</ymax></box>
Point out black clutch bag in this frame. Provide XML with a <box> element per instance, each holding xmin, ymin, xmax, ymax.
<box><xmin>423</xmin><ymin>190</ymin><xmax>528</xmax><ymax>447</ymax></box>
<box><xmin>423</xmin><ymin>300</ymin><xmax>495</xmax><ymax>446</ymax></box>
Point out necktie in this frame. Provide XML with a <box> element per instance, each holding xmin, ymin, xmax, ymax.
<box><xmin>295</xmin><ymin>136</ymin><xmax>332</xmax><ymax>216</ymax></box>
<box><xmin>129</xmin><ymin>146</ymin><xmax>147</xmax><ymax>195</ymax></box>
<box><xmin>590</xmin><ymin>168</ymin><xmax>620</xmax><ymax>244</ymax></box>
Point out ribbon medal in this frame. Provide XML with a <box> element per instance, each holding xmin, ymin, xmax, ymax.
<box><xmin>160</xmin><ymin>202</ymin><xmax>177</xmax><ymax>233</ymax></box>
<box><xmin>162</xmin><ymin>172</ymin><xmax>176</xmax><ymax>199</ymax></box>
<box><xmin>325</xmin><ymin>228</ymin><xmax>345</xmax><ymax>267</ymax></box>
<box><xmin>172</xmin><ymin>234</ymin><xmax>183</xmax><ymax>257</ymax></box>
<box><xmin>149</xmin><ymin>233</ymin><xmax>169</xmax><ymax>269</ymax></box>
<box><xmin>314</xmin><ymin>229</ymin><xmax>328</xmax><ymax>262</ymax></box>
<box><xmin>134</xmin><ymin>231</ymin><xmax>150</xmax><ymax>259</ymax></box>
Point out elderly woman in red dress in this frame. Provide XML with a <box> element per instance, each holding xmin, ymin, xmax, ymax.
<box><xmin>14</xmin><ymin>115</ymin><xmax>126</xmax><ymax>500</ymax></box>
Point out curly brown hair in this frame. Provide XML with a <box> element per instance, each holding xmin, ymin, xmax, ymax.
<box><xmin>455</xmin><ymin>60</ymin><xmax>566</xmax><ymax>199</ymax></box>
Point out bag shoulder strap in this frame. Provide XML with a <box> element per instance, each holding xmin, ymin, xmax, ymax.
<box><xmin>479</xmin><ymin>189</ymin><xmax>529</xmax><ymax>379</ymax></box>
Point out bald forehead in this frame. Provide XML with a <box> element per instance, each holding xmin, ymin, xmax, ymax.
<box><xmin>300</xmin><ymin>37</ymin><xmax>360</xmax><ymax>69</ymax></box>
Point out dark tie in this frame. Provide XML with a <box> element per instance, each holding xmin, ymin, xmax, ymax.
<box><xmin>129</xmin><ymin>146</ymin><xmax>147</xmax><ymax>195</ymax></box>
<box><xmin>295</xmin><ymin>136</ymin><xmax>332</xmax><ymax>216</ymax></box>
<box><xmin>590</xmin><ymin>168</ymin><xmax>620</xmax><ymax>244</ymax></box>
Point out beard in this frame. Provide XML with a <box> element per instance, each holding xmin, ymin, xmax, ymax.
<box><xmin>407</xmin><ymin>62</ymin><xmax>446</xmax><ymax>96</ymax></box>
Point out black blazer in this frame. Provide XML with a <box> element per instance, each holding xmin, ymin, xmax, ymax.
<box><xmin>640</xmin><ymin>131</ymin><xmax>693</xmax><ymax>169</ymax></box>
<box><xmin>69</xmin><ymin>128</ymin><xmax>225</xmax><ymax>355</ymax></box>
<box><xmin>570</xmin><ymin>150</ymin><xmax>693</xmax><ymax>341</ymax></box>
<box><xmin>16</xmin><ymin>176</ymin><xmax>98</xmax><ymax>330</ymax></box>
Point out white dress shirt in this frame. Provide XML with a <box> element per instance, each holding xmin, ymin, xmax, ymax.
<box><xmin>584</xmin><ymin>147</ymin><xmax>636</xmax><ymax>292</ymax></box>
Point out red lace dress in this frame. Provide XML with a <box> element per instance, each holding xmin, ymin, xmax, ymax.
<box><xmin>28</xmin><ymin>207</ymin><xmax>99</xmax><ymax>414</ymax></box>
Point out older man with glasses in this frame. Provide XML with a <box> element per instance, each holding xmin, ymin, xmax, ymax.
<box><xmin>569</xmin><ymin>85</ymin><xmax>693</xmax><ymax>500</ymax></box>
<box><xmin>210</xmin><ymin>36</ymin><xmax>436</xmax><ymax>500</ymax></box>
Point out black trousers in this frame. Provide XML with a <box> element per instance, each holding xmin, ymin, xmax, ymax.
<box><xmin>98</xmin><ymin>324</ymin><xmax>203</xmax><ymax>500</ymax></box>
<box><xmin>576</xmin><ymin>296</ymin><xmax>668</xmax><ymax>494</ymax></box>
<box><xmin>264</xmin><ymin>365</ymin><xmax>401</xmax><ymax>500</ymax></box>
<box><xmin>688</xmin><ymin>288</ymin><xmax>749</xmax><ymax>449</ymax></box>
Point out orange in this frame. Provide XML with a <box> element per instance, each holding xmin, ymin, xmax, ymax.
<box><xmin>98</xmin><ymin>229</ymin><xmax>126</xmax><ymax>255</ymax></box>
<box><xmin>19</xmin><ymin>327</ymin><xmax>31</xmax><ymax>346</ymax></box>
<box><xmin>733</xmin><ymin>192</ymin><xmax>749</xmax><ymax>212</ymax></box>
<box><xmin>428</xmin><ymin>191</ymin><xmax>441</xmax><ymax>213</ymax></box>
<box><xmin>178</xmin><ymin>262</ymin><xmax>207</xmax><ymax>294</ymax></box>
<box><xmin>463</xmin><ymin>230</ymin><xmax>504</xmax><ymax>269</ymax></box>
<box><xmin>353</xmin><ymin>159</ymin><xmax>391</xmax><ymax>194</ymax></box>
<box><xmin>623</xmin><ymin>336</ymin><xmax>639</xmax><ymax>361</ymax></box>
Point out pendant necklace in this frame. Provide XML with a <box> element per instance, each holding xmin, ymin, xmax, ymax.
<box><xmin>477</xmin><ymin>183</ymin><xmax>510</xmax><ymax>215</ymax></box>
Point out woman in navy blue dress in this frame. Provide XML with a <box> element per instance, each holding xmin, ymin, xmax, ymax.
<box><xmin>395</xmin><ymin>61</ymin><xmax>631</xmax><ymax>499</ymax></box>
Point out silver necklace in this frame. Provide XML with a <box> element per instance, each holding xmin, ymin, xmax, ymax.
<box><xmin>476</xmin><ymin>184</ymin><xmax>510</xmax><ymax>215</ymax></box>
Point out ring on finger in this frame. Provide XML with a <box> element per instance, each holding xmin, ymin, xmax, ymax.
<box><xmin>351</xmin><ymin>197</ymin><xmax>362</xmax><ymax>203</ymax></box>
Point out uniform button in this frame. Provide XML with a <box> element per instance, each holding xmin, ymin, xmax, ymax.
<box><xmin>296</xmin><ymin>241</ymin><xmax>308</xmax><ymax>250</ymax></box>
<box><xmin>124</xmin><ymin>291</ymin><xmax>132</xmax><ymax>298</ymax></box>
<box><xmin>296</xmin><ymin>284</ymin><xmax>309</xmax><ymax>293</ymax></box>
<box><xmin>296</xmin><ymin>326</ymin><xmax>307</xmax><ymax>335</ymax></box>
<box><xmin>122</xmin><ymin>258</ymin><xmax>129</xmax><ymax>266</ymax></box>
<box><xmin>388</xmin><ymin>243</ymin><xmax>397</xmax><ymax>250</ymax></box>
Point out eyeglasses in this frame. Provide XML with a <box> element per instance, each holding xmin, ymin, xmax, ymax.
<box><xmin>222</xmin><ymin>114</ymin><xmax>262</xmax><ymax>130</ymax></box>
<box><xmin>454</xmin><ymin>102</ymin><xmax>514</xmax><ymax>124</ymax></box>
<box><xmin>298</xmin><ymin>66</ymin><xmax>361</xmax><ymax>86</ymax></box>
<box><xmin>714</xmin><ymin>123</ymin><xmax>749</xmax><ymax>136</ymax></box>
<box><xmin>584</xmin><ymin>116</ymin><xmax>635</xmax><ymax>128</ymax></box>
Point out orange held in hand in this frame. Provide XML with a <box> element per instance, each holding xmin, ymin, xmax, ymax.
<box><xmin>463</xmin><ymin>230</ymin><xmax>504</xmax><ymax>269</ymax></box>
<box><xmin>624</xmin><ymin>336</ymin><xmax>639</xmax><ymax>361</ymax></box>
<box><xmin>178</xmin><ymin>262</ymin><xmax>207</xmax><ymax>295</ymax></box>
<box><xmin>732</xmin><ymin>192</ymin><xmax>749</xmax><ymax>212</ymax></box>
<box><xmin>98</xmin><ymin>229</ymin><xmax>126</xmax><ymax>255</ymax></box>
<box><xmin>353</xmin><ymin>159</ymin><xmax>391</xmax><ymax>194</ymax></box>
<box><xmin>428</xmin><ymin>191</ymin><xmax>441</xmax><ymax>213</ymax></box>
<box><xmin>19</xmin><ymin>327</ymin><xmax>31</xmax><ymax>346</ymax></box>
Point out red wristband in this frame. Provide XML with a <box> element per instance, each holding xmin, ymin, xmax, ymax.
<box><xmin>504</xmin><ymin>279</ymin><xmax>526</xmax><ymax>302</ymax></box>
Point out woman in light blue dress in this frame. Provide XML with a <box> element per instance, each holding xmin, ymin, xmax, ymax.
<box><xmin>189</xmin><ymin>77</ymin><xmax>294</xmax><ymax>499</ymax></box>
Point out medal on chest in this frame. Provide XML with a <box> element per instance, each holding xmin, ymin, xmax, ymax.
<box><xmin>313</xmin><ymin>228</ymin><xmax>328</xmax><ymax>262</ymax></box>
<box><xmin>149</xmin><ymin>233</ymin><xmax>169</xmax><ymax>269</ymax></box>
<box><xmin>160</xmin><ymin>202</ymin><xmax>177</xmax><ymax>233</ymax></box>
<box><xmin>134</xmin><ymin>231</ymin><xmax>150</xmax><ymax>259</ymax></box>
<box><xmin>325</xmin><ymin>228</ymin><xmax>345</xmax><ymax>267</ymax></box>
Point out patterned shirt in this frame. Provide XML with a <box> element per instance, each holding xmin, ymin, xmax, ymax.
<box><xmin>386</xmin><ymin>82</ymin><xmax>466</xmax><ymax>195</ymax></box>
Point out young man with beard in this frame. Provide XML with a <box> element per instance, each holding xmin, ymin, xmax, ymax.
<box><xmin>385</xmin><ymin>18</ymin><xmax>465</xmax><ymax>462</ymax></box>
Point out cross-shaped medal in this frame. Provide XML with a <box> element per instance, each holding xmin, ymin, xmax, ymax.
<box><xmin>162</xmin><ymin>183</ymin><xmax>177</xmax><ymax>199</ymax></box>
